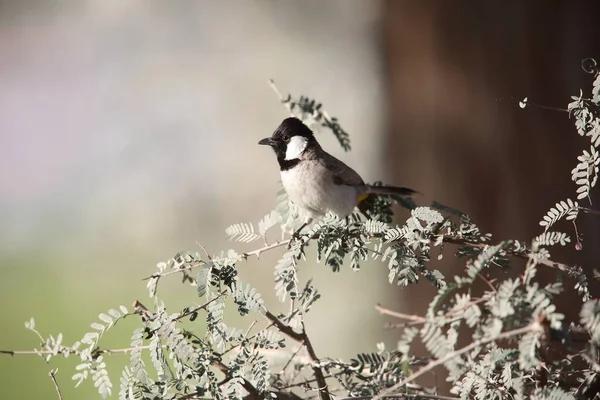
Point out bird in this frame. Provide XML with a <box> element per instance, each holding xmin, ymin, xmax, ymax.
<box><xmin>258</xmin><ymin>117</ymin><xmax>417</xmax><ymax>226</ymax></box>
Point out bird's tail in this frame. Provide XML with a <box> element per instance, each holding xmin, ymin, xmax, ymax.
<box><xmin>357</xmin><ymin>185</ymin><xmax>418</xmax><ymax>204</ymax></box>
<box><xmin>364</xmin><ymin>185</ymin><xmax>418</xmax><ymax>197</ymax></box>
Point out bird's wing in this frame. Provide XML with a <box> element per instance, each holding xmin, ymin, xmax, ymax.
<box><xmin>320</xmin><ymin>152</ymin><xmax>365</xmax><ymax>187</ymax></box>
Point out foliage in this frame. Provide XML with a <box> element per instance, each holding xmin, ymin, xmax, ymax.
<box><xmin>3</xmin><ymin>62</ymin><xmax>600</xmax><ymax>400</ymax></box>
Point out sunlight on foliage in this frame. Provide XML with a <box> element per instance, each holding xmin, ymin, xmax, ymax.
<box><xmin>5</xmin><ymin>63</ymin><xmax>600</xmax><ymax>400</ymax></box>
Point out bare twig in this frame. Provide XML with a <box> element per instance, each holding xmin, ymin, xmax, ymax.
<box><xmin>0</xmin><ymin>349</ymin><xmax>48</xmax><ymax>356</ymax></box>
<box><xmin>49</xmin><ymin>369</ymin><xmax>63</xmax><ymax>400</ymax></box>
<box><xmin>373</xmin><ymin>322</ymin><xmax>542</xmax><ymax>400</ymax></box>
<box><xmin>269</xmin><ymin>79</ymin><xmax>292</xmax><ymax>114</ymax></box>
<box><xmin>375</xmin><ymin>304</ymin><xmax>427</xmax><ymax>323</ymax></box>
<box><xmin>476</xmin><ymin>272</ymin><xmax>497</xmax><ymax>292</ymax></box>
<box><xmin>195</xmin><ymin>241</ymin><xmax>213</xmax><ymax>260</ymax></box>
<box><xmin>243</xmin><ymin>239</ymin><xmax>291</xmax><ymax>259</ymax></box>
<box><xmin>281</xmin><ymin>342</ymin><xmax>306</xmax><ymax>374</ymax></box>
<box><xmin>1</xmin><ymin>345</ymin><xmax>154</xmax><ymax>357</ymax></box>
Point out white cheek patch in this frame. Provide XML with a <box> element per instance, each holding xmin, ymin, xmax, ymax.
<box><xmin>285</xmin><ymin>136</ymin><xmax>308</xmax><ymax>160</ymax></box>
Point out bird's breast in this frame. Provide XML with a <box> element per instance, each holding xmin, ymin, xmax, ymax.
<box><xmin>280</xmin><ymin>163</ymin><xmax>358</xmax><ymax>218</ymax></box>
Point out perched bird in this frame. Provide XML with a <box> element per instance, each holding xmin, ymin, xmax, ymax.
<box><xmin>258</xmin><ymin>117</ymin><xmax>416</xmax><ymax>224</ymax></box>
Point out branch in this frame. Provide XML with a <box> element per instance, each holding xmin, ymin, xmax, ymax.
<box><xmin>263</xmin><ymin>311</ymin><xmax>331</xmax><ymax>400</ymax></box>
<box><xmin>264</xmin><ymin>311</ymin><xmax>303</xmax><ymax>343</ymax></box>
<box><xmin>281</xmin><ymin>342</ymin><xmax>305</xmax><ymax>374</ymax></box>
<box><xmin>301</xmin><ymin>321</ymin><xmax>331</xmax><ymax>400</ymax></box>
<box><xmin>373</xmin><ymin>322</ymin><xmax>542</xmax><ymax>400</ymax></box>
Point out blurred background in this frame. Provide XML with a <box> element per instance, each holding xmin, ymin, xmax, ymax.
<box><xmin>1</xmin><ymin>0</ymin><xmax>599</xmax><ymax>398</ymax></box>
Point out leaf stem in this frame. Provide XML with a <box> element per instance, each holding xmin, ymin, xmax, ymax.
<box><xmin>49</xmin><ymin>369</ymin><xmax>63</xmax><ymax>400</ymax></box>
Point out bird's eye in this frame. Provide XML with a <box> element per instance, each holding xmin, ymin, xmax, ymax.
<box><xmin>282</xmin><ymin>135</ymin><xmax>290</xmax><ymax>142</ymax></box>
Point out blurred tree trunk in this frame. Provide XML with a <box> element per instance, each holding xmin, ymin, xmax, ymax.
<box><xmin>381</xmin><ymin>0</ymin><xmax>600</xmax><ymax>390</ymax></box>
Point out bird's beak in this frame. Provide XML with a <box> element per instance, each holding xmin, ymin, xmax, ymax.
<box><xmin>258</xmin><ymin>137</ymin><xmax>273</xmax><ymax>146</ymax></box>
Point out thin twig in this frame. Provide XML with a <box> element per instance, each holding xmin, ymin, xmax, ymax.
<box><xmin>195</xmin><ymin>241</ymin><xmax>213</xmax><ymax>261</ymax></box>
<box><xmin>476</xmin><ymin>272</ymin><xmax>497</xmax><ymax>292</ymax></box>
<box><xmin>373</xmin><ymin>322</ymin><xmax>542</xmax><ymax>400</ymax></box>
<box><xmin>281</xmin><ymin>342</ymin><xmax>306</xmax><ymax>374</ymax></box>
<box><xmin>525</xmin><ymin>102</ymin><xmax>569</xmax><ymax>113</ymax></box>
<box><xmin>375</xmin><ymin>304</ymin><xmax>427</xmax><ymax>323</ymax></box>
<box><xmin>243</xmin><ymin>239</ymin><xmax>291</xmax><ymax>259</ymax></box>
<box><xmin>269</xmin><ymin>79</ymin><xmax>292</xmax><ymax>114</ymax></box>
<box><xmin>0</xmin><ymin>345</ymin><xmax>154</xmax><ymax>357</ymax></box>
<box><xmin>49</xmin><ymin>369</ymin><xmax>63</xmax><ymax>400</ymax></box>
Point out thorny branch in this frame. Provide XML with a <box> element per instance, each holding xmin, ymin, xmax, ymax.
<box><xmin>243</xmin><ymin>239</ymin><xmax>291</xmax><ymax>259</ymax></box>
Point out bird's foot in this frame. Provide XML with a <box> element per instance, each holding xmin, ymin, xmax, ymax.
<box><xmin>287</xmin><ymin>221</ymin><xmax>309</xmax><ymax>249</ymax></box>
